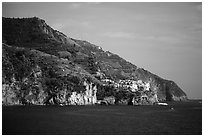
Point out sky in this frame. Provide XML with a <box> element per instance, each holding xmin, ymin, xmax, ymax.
<box><xmin>2</xmin><ymin>2</ymin><xmax>202</xmax><ymax>99</ymax></box>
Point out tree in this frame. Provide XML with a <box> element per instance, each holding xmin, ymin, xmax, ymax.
<box><xmin>87</xmin><ymin>56</ymin><xmax>98</xmax><ymax>74</ymax></box>
<box><xmin>96</xmin><ymin>85</ymin><xmax>116</xmax><ymax>100</ymax></box>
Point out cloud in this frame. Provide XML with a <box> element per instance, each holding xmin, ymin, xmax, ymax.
<box><xmin>190</xmin><ymin>23</ymin><xmax>202</xmax><ymax>33</ymax></box>
<box><xmin>87</xmin><ymin>2</ymin><xmax>102</xmax><ymax>5</ymax></box>
<box><xmin>80</xmin><ymin>21</ymin><xmax>91</xmax><ymax>28</ymax></box>
<box><xmin>195</xmin><ymin>4</ymin><xmax>202</xmax><ymax>11</ymax></box>
<box><xmin>103</xmin><ymin>31</ymin><xmax>137</xmax><ymax>39</ymax></box>
<box><xmin>145</xmin><ymin>35</ymin><xmax>182</xmax><ymax>44</ymax></box>
<box><xmin>143</xmin><ymin>33</ymin><xmax>201</xmax><ymax>50</ymax></box>
<box><xmin>51</xmin><ymin>19</ymin><xmax>92</xmax><ymax>32</ymax></box>
<box><xmin>68</xmin><ymin>2</ymin><xmax>102</xmax><ymax>9</ymax></box>
<box><xmin>52</xmin><ymin>22</ymin><xmax>67</xmax><ymax>30</ymax></box>
<box><xmin>68</xmin><ymin>3</ymin><xmax>82</xmax><ymax>9</ymax></box>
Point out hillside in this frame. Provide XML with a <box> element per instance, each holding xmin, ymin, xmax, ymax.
<box><xmin>2</xmin><ymin>17</ymin><xmax>187</xmax><ymax>105</ymax></box>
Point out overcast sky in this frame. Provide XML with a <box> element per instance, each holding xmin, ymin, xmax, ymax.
<box><xmin>2</xmin><ymin>2</ymin><xmax>202</xmax><ymax>99</ymax></box>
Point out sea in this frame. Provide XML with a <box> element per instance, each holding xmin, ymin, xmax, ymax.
<box><xmin>2</xmin><ymin>100</ymin><xmax>202</xmax><ymax>135</ymax></box>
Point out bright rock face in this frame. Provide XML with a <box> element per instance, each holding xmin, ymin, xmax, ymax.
<box><xmin>132</xmin><ymin>93</ymin><xmax>158</xmax><ymax>105</ymax></box>
<box><xmin>2</xmin><ymin>83</ymin><xmax>19</xmax><ymax>105</ymax></box>
<box><xmin>103</xmin><ymin>96</ymin><xmax>115</xmax><ymax>105</ymax></box>
<box><xmin>67</xmin><ymin>81</ymin><xmax>97</xmax><ymax>105</ymax></box>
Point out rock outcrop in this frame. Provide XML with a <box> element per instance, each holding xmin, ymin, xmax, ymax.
<box><xmin>67</xmin><ymin>81</ymin><xmax>97</xmax><ymax>105</ymax></box>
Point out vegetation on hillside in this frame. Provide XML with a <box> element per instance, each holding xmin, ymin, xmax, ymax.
<box><xmin>2</xmin><ymin>17</ymin><xmax>187</xmax><ymax>105</ymax></box>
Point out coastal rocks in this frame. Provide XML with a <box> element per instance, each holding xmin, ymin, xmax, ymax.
<box><xmin>36</xmin><ymin>88</ymin><xmax>48</xmax><ymax>104</ymax></box>
<box><xmin>100</xmin><ymin>78</ymin><xmax>160</xmax><ymax>105</ymax></box>
<box><xmin>103</xmin><ymin>96</ymin><xmax>115</xmax><ymax>105</ymax></box>
<box><xmin>132</xmin><ymin>93</ymin><xmax>158</xmax><ymax>105</ymax></box>
<box><xmin>84</xmin><ymin>81</ymin><xmax>97</xmax><ymax>104</ymax></box>
<box><xmin>2</xmin><ymin>83</ymin><xmax>19</xmax><ymax>105</ymax></box>
<box><xmin>55</xmin><ymin>89</ymin><xmax>69</xmax><ymax>105</ymax></box>
<box><xmin>67</xmin><ymin>81</ymin><xmax>97</xmax><ymax>105</ymax></box>
<box><xmin>117</xmin><ymin>99</ymin><xmax>128</xmax><ymax>105</ymax></box>
<box><xmin>43</xmin><ymin>79</ymin><xmax>98</xmax><ymax>106</ymax></box>
<box><xmin>171</xmin><ymin>95</ymin><xmax>188</xmax><ymax>101</ymax></box>
<box><xmin>4</xmin><ymin>81</ymin><xmax>47</xmax><ymax>105</ymax></box>
<box><xmin>68</xmin><ymin>92</ymin><xmax>85</xmax><ymax>105</ymax></box>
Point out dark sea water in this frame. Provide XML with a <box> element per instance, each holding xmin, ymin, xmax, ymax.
<box><xmin>2</xmin><ymin>100</ymin><xmax>202</xmax><ymax>135</ymax></box>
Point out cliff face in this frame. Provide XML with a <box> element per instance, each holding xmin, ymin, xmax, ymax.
<box><xmin>2</xmin><ymin>17</ymin><xmax>187</xmax><ymax>105</ymax></box>
<box><xmin>2</xmin><ymin>44</ymin><xmax>99</xmax><ymax>105</ymax></box>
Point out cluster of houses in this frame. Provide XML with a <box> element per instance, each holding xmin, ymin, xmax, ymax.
<box><xmin>101</xmin><ymin>78</ymin><xmax>159</xmax><ymax>105</ymax></box>
<box><xmin>101</xmin><ymin>79</ymin><xmax>151</xmax><ymax>92</ymax></box>
<box><xmin>117</xmin><ymin>79</ymin><xmax>150</xmax><ymax>92</ymax></box>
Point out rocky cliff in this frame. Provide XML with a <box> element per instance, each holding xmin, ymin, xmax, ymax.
<box><xmin>2</xmin><ymin>17</ymin><xmax>187</xmax><ymax>105</ymax></box>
